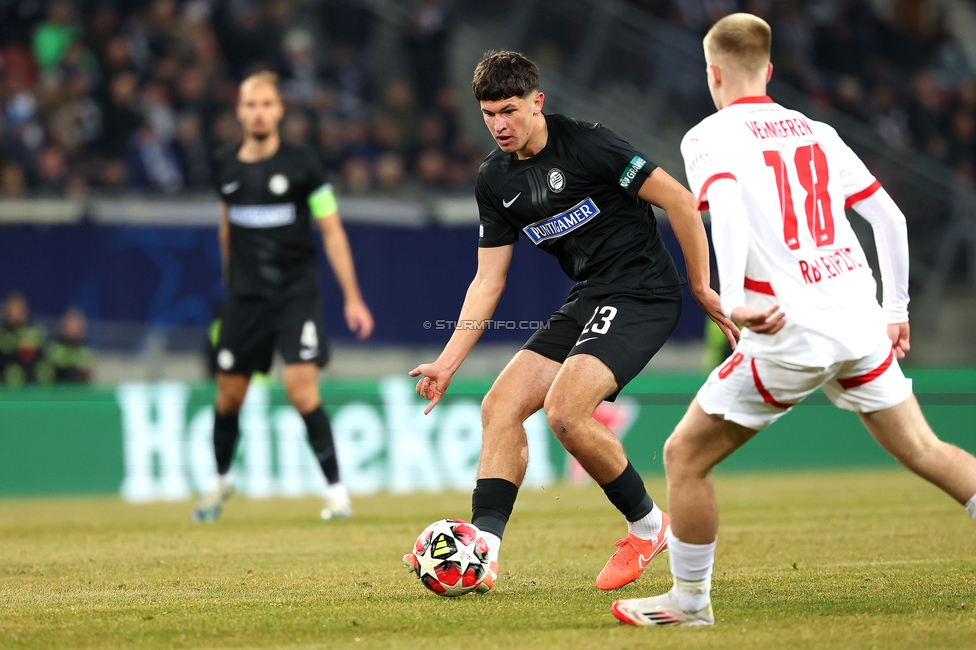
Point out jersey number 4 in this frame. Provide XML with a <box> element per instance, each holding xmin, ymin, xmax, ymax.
<box><xmin>764</xmin><ymin>144</ymin><xmax>834</xmax><ymax>250</ymax></box>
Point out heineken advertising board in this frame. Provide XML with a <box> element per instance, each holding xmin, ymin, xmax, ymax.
<box><xmin>2</xmin><ymin>372</ymin><xmax>975</xmax><ymax>500</ymax></box>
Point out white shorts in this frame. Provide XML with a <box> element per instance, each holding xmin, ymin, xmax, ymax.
<box><xmin>697</xmin><ymin>343</ymin><xmax>913</xmax><ymax>431</ymax></box>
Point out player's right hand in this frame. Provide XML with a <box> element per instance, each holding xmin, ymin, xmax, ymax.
<box><xmin>731</xmin><ymin>305</ymin><xmax>786</xmax><ymax>335</ymax></box>
<box><xmin>409</xmin><ymin>363</ymin><xmax>453</xmax><ymax>415</ymax></box>
<box><xmin>887</xmin><ymin>322</ymin><xmax>910</xmax><ymax>359</ymax></box>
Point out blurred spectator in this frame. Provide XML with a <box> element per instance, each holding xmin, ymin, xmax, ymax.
<box><xmin>281</xmin><ymin>111</ymin><xmax>312</xmax><ymax>148</ymax></box>
<box><xmin>316</xmin><ymin>118</ymin><xmax>345</xmax><ymax>179</ymax></box>
<box><xmin>174</xmin><ymin>113</ymin><xmax>210</xmax><ymax>190</ymax></box>
<box><xmin>0</xmin><ymin>161</ymin><xmax>27</xmax><ymax>197</ymax></box>
<box><xmin>126</xmin><ymin>122</ymin><xmax>183</xmax><ymax>193</ymax></box>
<box><xmin>415</xmin><ymin>147</ymin><xmax>448</xmax><ymax>190</ymax></box>
<box><xmin>340</xmin><ymin>156</ymin><xmax>372</xmax><ymax>196</ymax></box>
<box><xmin>377</xmin><ymin>79</ymin><xmax>420</xmax><ymax>152</ymax></box>
<box><xmin>0</xmin><ymin>292</ymin><xmax>47</xmax><ymax>387</ymax></box>
<box><xmin>97</xmin><ymin>72</ymin><xmax>142</xmax><ymax>160</ymax></box>
<box><xmin>33</xmin><ymin>144</ymin><xmax>69</xmax><ymax>194</ymax></box>
<box><xmin>32</xmin><ymin>1</ymin><xmax>81</xmax><ymax>71</ymax></box>
<box><xmin>404</xmin><ymin>0</ymin><xmax>450</xmax><ymax>101</ymax></box>
<box><xmin>44</xmin><ymin>308</ymin><xmax>93</xmax><ymax>384</ymax></box>
<box><xmin>375</xmin><ymin>151</ymin><xmax>407</xmax><ymax>194</ymax></box>
<box><xmin>869</xmin><ymin>83</ymin><xmax>910</xmax><ymax>150</ymax></box>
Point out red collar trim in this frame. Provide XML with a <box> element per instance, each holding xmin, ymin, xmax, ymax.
<box><xmin>729</xmin><ymin>95</ymin><xmax>775</xmax><ymax>106</ymax></box>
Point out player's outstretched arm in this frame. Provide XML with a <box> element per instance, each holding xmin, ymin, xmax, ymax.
<box><xmin>317</xmin><ymin>213</ymin><xmax>374</xmax><ymax>339</ymax></box>
<box><xmin>410</xmin><ymin>245</ymin><xmax>513</xmax><ymax>415</ymax></box>
<box><xmin>637</xmin><ymin>168</ymin><xmax>740</xmax><ymax>347</ymax></box>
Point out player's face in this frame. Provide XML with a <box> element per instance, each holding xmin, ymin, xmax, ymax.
<box><xmin>480</xmin><ymin>92</ymin><xmax>543</xmax><ymax>154</ymax></box>
<box><xmin>237</xmin><ymin>82</ymin><xmax>285</xmax><ymax>140</ymax></box>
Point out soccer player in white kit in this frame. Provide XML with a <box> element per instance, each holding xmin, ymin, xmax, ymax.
<box><xmin>611</xmin><ymin>13</ymin><xmax>976</xmax><ymax>627</ymax></box>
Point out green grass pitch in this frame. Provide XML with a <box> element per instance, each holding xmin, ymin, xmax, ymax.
<box><xmin>2</xmin><ymin>470</ymin><xmax>975</xmax><ymax>649</ymax></box>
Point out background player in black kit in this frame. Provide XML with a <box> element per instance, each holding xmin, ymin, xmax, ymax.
<box><xmin>193</xmin><ymin>72</ymin><xmax>374</xmax><ymax>523</ymax></box>
<box><xmin>406</xmin><ymin>52</ymin><xmax>738</xmax><ymax>592</ymax></box>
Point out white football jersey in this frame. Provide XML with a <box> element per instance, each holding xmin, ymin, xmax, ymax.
<box><xmin>682</xmin><ymin>96</ymin><xmax>899</xmax><ymax>365</ymax></box>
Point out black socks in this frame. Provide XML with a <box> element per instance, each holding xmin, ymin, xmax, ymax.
<box><xmin>600</xmin><ymin>461</ymin><xmax>654</xmax><ymax>522</ymax></box>
<box><xmin>213</xmin><ymin>412</ymin><xmax>240</xmax><ymax>475</ymax></box>
<box><xmin>302</xmin><ymin>406</ymin><xmax>340</xmax><ymax>485</ymax></box>
<box><xmin>472</xmin><ymin>478</ymin><xmax>519</xmax><ymax>539</ymax></box>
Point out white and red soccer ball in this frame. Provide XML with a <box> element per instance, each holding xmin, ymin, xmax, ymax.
<box><xmin>411</xmin><ymin>519</ymin><xmax>490</xmax><ymax>597</ymax></box>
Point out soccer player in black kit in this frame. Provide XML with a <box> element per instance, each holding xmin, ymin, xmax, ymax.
<box><xmin>193</xmin><ymin>72</ymin><xmax>374</xmax><ymax>523</ymax></box>
<box><xmin>405</xmin><ymin>52</ymin><xmax>738</xmax><ymax>592</ymax></box>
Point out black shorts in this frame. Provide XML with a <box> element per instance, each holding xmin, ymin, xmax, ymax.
<box><xmin>522</xmin><ymin>285</ymin><xmax>682</xmax><ymax>400</ymax></box>
<box><xmin>215</xmin><ymin>289</ymin><xmax>329</xmax><ymax>375</ymax></box>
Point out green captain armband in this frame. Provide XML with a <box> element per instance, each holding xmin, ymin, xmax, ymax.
<box><xmin>309</xmin><ymin>183</ymin><xmax>338</xmax><ymax>218</ymax></box>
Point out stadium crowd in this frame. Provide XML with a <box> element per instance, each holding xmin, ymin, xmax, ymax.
<box><xmin>0</xmin><ymin>291</ymin><xmax>92</xmax><ymax>385</ymax></box>
<box><xmin>633</xmin><ymin>0</ymin><xmax>976</xmax><ymax>180</ymax></box>
<box><xmin>0</xmin><ymin>0</ymin><xmax>482</xmax><ymax>198</ymax></box>
<box><xmin>1</xmin><ymin>0</ymin><xmax>974</xmax><ymax>193</ymax></box>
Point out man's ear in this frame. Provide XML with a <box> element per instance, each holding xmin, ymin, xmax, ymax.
<box><xmin>533</xmin><ymin>90</ymin><xmax>545</xmax><ymax>114</ymax></box>
<box><xmin>709</xmin><ymin>64</ymin><xmax>721</xmax><ymax>87</ymax></box>
<box><xmin>766</xmin><ymin>62</ymin><xmax>774</xmax><ymax>82</ymax></box>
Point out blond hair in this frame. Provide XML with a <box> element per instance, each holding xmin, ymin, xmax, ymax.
<box><xmin>239</xmin><ymin>71</ymin><xmax>280</xmax><ymax>97</ymax></box>
<box><xmin>704</xmin><ymin>13</ymin><xmax>771</xmax><ymax>76</ymax></box>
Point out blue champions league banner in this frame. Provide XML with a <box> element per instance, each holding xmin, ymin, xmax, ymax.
<box><xmin>0</xmin><ymin>221</ymin><xmax>706</xmax><ymax>345</ymax></box>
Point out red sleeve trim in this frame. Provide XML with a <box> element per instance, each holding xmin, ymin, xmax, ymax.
<box><xmin>751</xmin><ymin>359</ymin><xmax>794</xmax><ymax>409</ymax></box>
<box><xmin>744</xmin><ymin>277</ymin><xmax>775</xmax><ymax>296</ymax></box>
<box><xmin>844</xmin><ymin>179</ymin><xmax>882</xmax><ymax>209</ymax></box>
<box><xmin>837</xmin><ymin>349</ymin><xmax>894</xmax><ymax>389</ymax></box>
<box><xmin>697</xmin><ymin>172</ymin><xmax>737</xmax><ymax>210</ymax></box>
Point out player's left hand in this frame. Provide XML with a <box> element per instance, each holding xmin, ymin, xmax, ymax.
<box><xmin>345</xmin><ymin>299</ymin><xmax>374</xmax><ymax>339</ymax></box>
<box><xmin>692</xmin><ymin>286</ymin><xmax>740</xmax><ymax>349</ymax></box>
<box><xmin>887</xmin><ymin>322</ymin><xmax>910</xmax><ymax>359</ymax></box>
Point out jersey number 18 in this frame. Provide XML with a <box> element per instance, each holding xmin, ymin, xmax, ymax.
<box><xmin>763</xmin><ymin>143</ymin><xmax>834</xmax><ymax>251</ymax></box>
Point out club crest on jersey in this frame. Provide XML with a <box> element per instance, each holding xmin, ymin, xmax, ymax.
<box><xmin>522</xmin><ymin>197</ymin><xmax>600</xmax><ymax>245</ymax></box>
<box><xmin>269</xmin><ymin>174</ymin><xmax>289</xmax><ymax>195</ymax></box>
<box><xmin>547</xmin><ymin>168</ymin><xmax>565</xmax><ymax>193</ymax></box>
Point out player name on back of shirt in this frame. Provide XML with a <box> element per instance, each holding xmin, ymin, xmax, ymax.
<box><xmin>745</xmin><ymin>116</ymin><xmax>814</xmax><ymax>140</ymax></box>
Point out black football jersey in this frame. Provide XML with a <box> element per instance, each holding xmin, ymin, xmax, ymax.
<box><xmin>211</xmin><ymin>142</ymin><xmax>328</xmax><ymax>298</ymax></box>
<box><xmin>477</xmin><ymin>113</ymin><xmax>683</xmax><ymax>291</ymax></box>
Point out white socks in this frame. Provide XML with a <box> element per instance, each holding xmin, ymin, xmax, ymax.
<box><xmin>966</xmin><ymin>494</ymin><xmax>976</xmax><ymax>520</ymax></box>
<box><xmin>668</xmin><ymin>532</ymin><xmax>716</xmax><ymax>612</ymax></box>
<box><xmin>628</xmin><ymin>502</ymin><xmax>664</xmax><ymax>539</ymax></box>
<box><xmin>483</xmin><ymin>531</ymin><xmax>501</xmax><ymax>563</ymax></box>
<box><xmin>326</xmin><ymin>482</ymin><xmax>350</xmax><ymax>504</ymax></box>
<box><xmin>217</xmin><ymin>473</ymin><xmax>233</xmax><ymax>491</ymax></box>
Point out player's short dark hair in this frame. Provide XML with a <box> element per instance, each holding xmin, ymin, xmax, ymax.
<box><xmin>471</xmin><ymin>50</ymin><xmax>540</xmax><ymax>102</ymax></box>
<box><xmin>704</xmin><ymin>13</ymin><xmax>771</xmax><ymax>75</ymax></box>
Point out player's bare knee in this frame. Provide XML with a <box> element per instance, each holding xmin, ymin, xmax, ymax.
<box><xmin>662</xmin><ymin>434</ymin><xmax>689</xmax><ymax>473</ymax></box>
<box><xmin>543</xmin><ymin>399</ymin><xmax>580</xmax><ymax>449</ymax></box>
<box><xmin>481</xmin><ymin>390</ymin><xmax>513</xmax><ymax>430</ymax></box>
<box><xmin>215</xmin><ymin>390</ymin><xmax>245</xmax><ymax>416</ymax></box>
<box><xmin>286</xmin><ymin>388</ymin><xmax>319</xmax><ymax>415</ymax></box>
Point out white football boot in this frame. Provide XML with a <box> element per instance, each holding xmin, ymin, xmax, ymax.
<box><xmin>191</xmin><ymin>482</ymin><xmax>234</xmax><ymax>523</ymax></box>
<box><xmin>611</xmin><ymin>590</ymin><xmax>715</xmax><ymax>627</ymax></box>
<box><xmin>319</xmin><ymin>484</ymin><xmax>352</xmax><ymax>521</ymax></box>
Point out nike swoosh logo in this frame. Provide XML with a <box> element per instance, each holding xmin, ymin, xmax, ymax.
<box><xmin>502</xmin><ymin>192</ymin><xmax>521</xmax><ymax>208</ymax></box>
<box><xmin>575</xmin><ymin>336</ymin><xmax>598</xmax><ymax>346</ymax></box>
<box><xmin>299</xmin><ymin>349</ymin><xmax>318</xmax><ymax>360</ymax></box>
<box><xmin>638</xmin><ymin>553</ymin><xmax>654</xmax><ymax>569</ymax></box>
<box><xmin>222</xmin><ymin>181</ymin><xmax>240</xmax><ymax>194</ymax></box>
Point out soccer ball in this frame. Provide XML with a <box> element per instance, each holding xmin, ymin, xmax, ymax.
<box><xmin>410</xmin><ymin>519</ymin><xmax>490</xmax><ymax>597</ymax></box>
